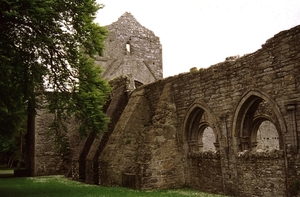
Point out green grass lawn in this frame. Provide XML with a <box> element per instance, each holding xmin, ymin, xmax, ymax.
<box><xmin>0</xmin><ymin>175</ymin><xmax>229</xmax><ymax>197</ymax></box>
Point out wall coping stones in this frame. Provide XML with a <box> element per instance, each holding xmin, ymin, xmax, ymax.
<box><xmin>236</xmin><ymin>149</ymin><xmax>284</xmax><ymax>159</ymax></box>
<box><xmin>189</xmin><ymin>150</ymin><xmax>221</xmax><ymax>159</ymax></box>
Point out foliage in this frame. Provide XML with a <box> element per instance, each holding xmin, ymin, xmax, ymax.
<box><xmin>189</xmin><ymin>67</ymin><xmax>198</xmax><ymax>73</ymax></box>
<box><xmin>0</xmin><ymin>175</ymin><xmax>230</xmax><ymax>197</ymax></box>
<box><xmin>0</xmin><ymin>128</ymin><xmax>25</xmax><ymax>167</ymax></box>
<box><xmin>0</xmin><ymin>0</ymin><xmax>110</xmax><ymax>138</ymax></box>
<box><xmin>0</xmin><ymin>134</ymin><xmax>17</xmax><ymax>158</ymax></box>
<box><xmin>199</xmin><ymin>68</ymin><xmax>206</xmax><ymax>72</ymax></box>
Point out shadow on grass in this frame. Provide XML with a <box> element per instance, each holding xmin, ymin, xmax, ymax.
<box><xmin>0</xmin><ymin>169</ymin><xmax>14</xmax><ymax>178</ymax></box>
<box><xmin>0</xmin><ymin>175</ymin><xmax>230</xmax><ymax>197</ymax></box>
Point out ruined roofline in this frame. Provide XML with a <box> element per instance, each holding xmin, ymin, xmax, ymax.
<box><xmin>106</xmin><ymin>12</ymin><xmax>159</xmax><ymax>39</ymax></box>
<box><xmin>167</xmin><ymin>24</ymin><xmax>300</xmax><ymax>79</ymax></box>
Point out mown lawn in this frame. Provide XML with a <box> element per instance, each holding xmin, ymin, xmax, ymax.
<box><xmin>0</xmin><ymin>175</ymin><xmax>229</xmax><ymax>197</ymax></box>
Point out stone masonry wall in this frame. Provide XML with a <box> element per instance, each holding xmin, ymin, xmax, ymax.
<box><xmin>85</xmin><ymin>76</ymin><xmax>130</xmax><ymax>185</ymax></box>
<box><xmin>98</xmin><ymin>25</ymin><xmax>300</xmax><ymax>197</ymax></box>
<box><xmin>35</xmin><ymin>101</ymin><xmax>80</xmax><ymax>176</ymax></box>
<box><xmin>99</xmin><ymin>88</ymin><xmax>152</xmax><ymax>188</ymax></box>
<box><xmin>189</xmin><ymin>152</ymin><xmax>223</xmax><ymax>194</ymax></box>
<box><xmin>138</xmin><ymin>82</ymin><xmax>183</xmax><ymax>190</ymax></box>
<box><xmin>236</xmin><ymin>150</ymin><xmax>286</xmax><ymax>197</ymax></box>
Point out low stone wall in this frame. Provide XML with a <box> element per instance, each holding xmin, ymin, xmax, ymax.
<box><xmin>189</xmin><ymin>151</ymin><xmax>223</xmax><ymax>194</ymax></box>
<box><xmin>236</xmin><ymin>149</ymin><xmax>286</xmax><ymax>197</ymax></box>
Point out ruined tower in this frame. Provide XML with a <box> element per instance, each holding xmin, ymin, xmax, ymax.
<box><xmin>96</xmin><ymin>12</ymin><xmax>163</xmax><ymax>86</ymax></box>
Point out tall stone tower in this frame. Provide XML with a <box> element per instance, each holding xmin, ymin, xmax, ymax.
<box><xmin>96</xmin><ymin>12</ymin><xmax>163</xmax><ymax>86</ymax></box>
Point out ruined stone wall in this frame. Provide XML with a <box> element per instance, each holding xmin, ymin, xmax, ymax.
<box><xmin>236</xmin><ymin>150</ymin><xmax>286</xmax><ymax>197</ymax></box>
<box><xmin>98</xmin><ymin>25</ymin><xmax>300</xmax><ymax>197</ymax></box>
<box><xmin>34</xmin><ymin>13</ymin><xmax>300</xmax><ymax>196</ymax></box>
<box><xmin>98</xmin><ymin>79</ymin><xmax>185</xmax><ymax>189</ymax></box>
<box><xmin>35</xmin><ymin>103</ymin><xmax>80</xmax><ymax>176</ymax></box>
<box><xmin>170</xmin><ymin>25</ymin><xmax>300</xmax><ymax>196</ymax></box>
<box><xmin>85</xmin><ymin>76</ymin><xmax>130</xmax><ymax>185</ymax></box>
<box><xmin>99</xmin><ymin>88</ymin><xmax>152</xmax><ymax>187</ymax></box>
<box><xmin>189</xmin><ymin>152</ymin><xmax>223</xmax><ymax>194</ymax></box>
<box><xmin>35</xmin><ymin>108</ymin><xmax>61</xmax><ymax>175</ymax></box>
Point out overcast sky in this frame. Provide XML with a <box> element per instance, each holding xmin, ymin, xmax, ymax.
<box><xmin>95</xmin><ymin>0</ymin><xmax>300</xmax><ymax>77</ymax></box>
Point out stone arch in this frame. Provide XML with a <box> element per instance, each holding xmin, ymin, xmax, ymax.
<box><xmin>251</xmin><ymin>115</ymin><xmax>272</xmax><ymax>145</ymax></box>
<box><xmin>183</xmin><ymin>100</ymin><xmax>220</xmax><ymax>152</ymax></box>
<box><xmin>232</xmin><ymin>90</ymin><xmax>285</xmax><ymax>152</ymax></box>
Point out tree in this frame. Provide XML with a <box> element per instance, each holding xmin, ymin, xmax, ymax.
<box><xmin>0</xmin><ymin>0</ymin><xmax>111</xmax><ymax>171</ymax></box>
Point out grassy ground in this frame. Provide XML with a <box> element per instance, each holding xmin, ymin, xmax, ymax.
<box><xmin>0</xmin><ymin>175</ymin><xmax>229</xmax><ymax>197</ymax></box>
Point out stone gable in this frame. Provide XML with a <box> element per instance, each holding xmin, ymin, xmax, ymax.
<box><xmin>96</xmin><ymin>12</ymin><xmax>163</xmax><ymax>85</ymax></box>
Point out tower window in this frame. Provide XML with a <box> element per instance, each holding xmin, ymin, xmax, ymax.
<box><xmin>126</xmin><ymin>42</ymin><xmax>131</xmax><ymax>54</ymax></box>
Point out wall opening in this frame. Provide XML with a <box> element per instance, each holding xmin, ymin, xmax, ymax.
<box><xmin>201</xmin><ymin>127</ymin><xmax>216</xmax><ymax>152</ymax></box>
<box><xmin>126</xmin><ymin>42</ymin><xmax>131</xmax><ymax>54</ymax></box>
<box><xmin>185</xmin><ymin>107</ymin><xmax>218</xmax><ymax>152</ymax></box>
<box><xmin>255</xmin><ymin>120</ymin><xmax>279</xmax><ymax>150</ymax></box>
<box><xmin>233</xmin><ymin>92</ymin><xmax>283</xmax><ymax>152</ymax></box>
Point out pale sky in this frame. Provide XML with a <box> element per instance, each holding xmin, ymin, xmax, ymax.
<box><xmin>95</xmin><ymin>0</ymin><xmax>300</xmax><ymax>77</ymax></box>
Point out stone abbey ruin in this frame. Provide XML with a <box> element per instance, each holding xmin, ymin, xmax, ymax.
<box><xmin>33</xmin><ymin>12</ymin><xmax>300</xmax><ymax>197</ymax></box>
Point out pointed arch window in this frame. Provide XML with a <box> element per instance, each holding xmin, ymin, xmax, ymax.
<box><xmin>184</xmin><ymin>107</ymin><xmax>219</xmax><ymax>152</ymax></box>
<box><xmin>233</xmin><ymin>93</ymin><xmax>283</xmax><ymax>152</ymax></box>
